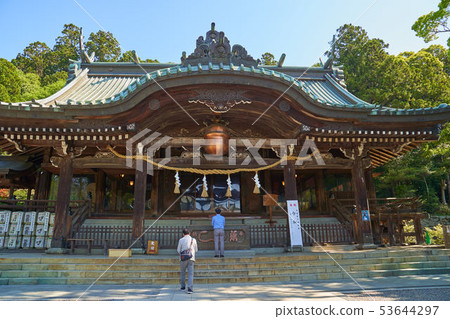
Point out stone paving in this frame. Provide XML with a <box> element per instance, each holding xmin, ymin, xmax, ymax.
<box><xmin>0</xmin><ymin>274</ymin><xmax>448</xmax><ymax>301</ymax></box>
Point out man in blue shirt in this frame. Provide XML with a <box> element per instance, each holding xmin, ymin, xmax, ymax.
<box><xmin>212</xmin><ymin>208</ymin><xmax>225</xmax><ymax>257</ymax></box>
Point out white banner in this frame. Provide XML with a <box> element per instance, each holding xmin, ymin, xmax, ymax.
<box><xmin>287</xmin><ymin>200</ymin><xmax>303</xmax><ymax>247</ymax></box>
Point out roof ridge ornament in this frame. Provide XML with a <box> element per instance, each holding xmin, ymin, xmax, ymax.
<box><xmin>181</xmin><ymin>22</ymin><xmax>259</xmax><ymax>67</ymax></box>
<box><xmin>79</xmin><ymin>28</ymin><xmax>95</xmax><ymax>63</ymax></box>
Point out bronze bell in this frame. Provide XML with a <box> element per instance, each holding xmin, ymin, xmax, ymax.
<box><xmin>204</xmin><ymin>124</ymin><xmax>229</xmax><ymax>156</ymax></box>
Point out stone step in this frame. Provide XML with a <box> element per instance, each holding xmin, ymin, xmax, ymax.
<box><xmin>1</xmin><ymin>248</ymin><xmax>449</xmax><ymax>264</ymax></box>
<box><xmin>0</xmin><ymin>248</ymin><xmax>448</xmax><ymax>285</ymax></box>
<box><xmin>0</xmin><ymin>249</ymin><xmax>448</xmax><ymax>266</ymax></box>
<box><xmin>0</xmin><ymin>254</ymin><xmax>448</xmax><ymax>272</ymax></box>
<box><xmin>1</xmin><ymin>266</ymin><xmax>450</xmax><ymax>285</ymax></box>
<box><xmin>1</xmin><ymin>260</ymin><xmax>449</xmax><ymax>280</ymax></box>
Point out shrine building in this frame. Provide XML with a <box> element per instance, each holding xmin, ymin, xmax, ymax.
<box><xmin>1</xmin><ymin>23</ymin><xmax>449</xmax><ymax>252</ymax></box>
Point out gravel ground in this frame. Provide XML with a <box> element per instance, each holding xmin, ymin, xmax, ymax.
<box><xmin>344</xmin><ymin>287</ymin><xmax>450</xmax><ymax>301</ymax></box>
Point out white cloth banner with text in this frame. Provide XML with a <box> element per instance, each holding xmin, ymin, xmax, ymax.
<box><xmin>287</xmin><ymin>200</ymin><xmax>303</xmax><ymax>247</ymax></box>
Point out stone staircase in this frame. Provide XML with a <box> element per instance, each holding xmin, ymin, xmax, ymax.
<box><xmin>0</xmin><ymin>248</ymin><xmax>449</xmax><ymax>285</ymax></box>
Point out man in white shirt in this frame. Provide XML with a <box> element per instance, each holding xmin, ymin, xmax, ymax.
<box><xmin>177</xmin><ymin>228</ymin><xmax>198</xmax><ymax>294</ymax></box>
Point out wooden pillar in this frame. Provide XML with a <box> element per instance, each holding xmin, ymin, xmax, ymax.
<box><xmin>283</xmin><ymin>160</ymin><xmax>298</xmax><ymax>201</ymax></box>
<box><xmin>352</xmin><ymin>154</ymin><xmax>375</xmax><ymax>247</ymax></box>
<box><xmin>241</xmin><ymin>172</ymin><xmax>262</xmax><ymax>214</ymax></box>
<box><xmin>52</xmin><ymin>155</ymin><xmax>73</xmax><ymax>249</ymax></box>
<box><xmin>36</xmin><ymin>148</ymin><xmax>52</xmax><ymax>201</ymax></box>
<box><xmin>132</xmin><ymin>162</ymin><xmax>147</xmax><ymax>240</ymax></box>
<box><xmin>365</xmin><ymin>168</ymin><xmax>376</xmax><ymax>199</ymax></box>
<box><xmin>414</xmin><ymin>216</ymin><xmax>424</xmax><ymax>245</ymax></box>
<box><xmin>8</xmin><ymin>186</ymin><xmax>14</xmax><ymax>199</ymax></box>
<box><xmin>162</xmin><ymin>170</ymin><xmax>180</xmax><ymax>214</ymax></box>
<box><xmin>36</xmin><ymin>171</ymin><xmax>51</xmax><ymax>200</ymax></box>
<box><xmin>264</xmin><ymin>170</ymin><xmax>272</xmax><ymax>216</ymax></box>
<box><xmin>150</xmin><ymin>170</ymin><xmax>162</xmax><ymax>216</ymax></box>
<box><xmin>315</xmin><ymin>170</ymin><xmax>326</xmax><ymax>213</ymax></box>
<box><xmin>94</xmin><ymin>170</ymin><xmax>105</xmax><ymax>215</ymax></box>
<box><xmin>283</xmin><ymin>159</ymin><xmax>300</xmax><ymax>247</ymax></box>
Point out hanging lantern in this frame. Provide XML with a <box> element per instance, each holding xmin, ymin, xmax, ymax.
<box><xmin>204</xmin><ymin>124</ymin><xmax>230</xmax><ymax>156</ymax></box>
<box><xmin>174</xmin><ymin>171</ymin><xmax>181</xmax><ymax>194</ymax></box>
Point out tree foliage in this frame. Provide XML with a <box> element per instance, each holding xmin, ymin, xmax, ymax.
<box><xmin>85</xmin><ymin>30</ymin><xmax>121</xmax><ymax>62</ymax></box>
<box><xmin>329</xmin><ymin>24</ymin><xmax>450</xmax><ymax>108</ymax></box>
<box><xmin>1</xmin><ymin>24</ymin><xmax>158</xmax><ymax>103</ymax></box>
<box><xmin>412</xmin><ymin>0</ymin><xmax>450</xmax><ymax>48</ymax></box>
<box><xmin>261</xmin><ymin>52</ymin><xmax>277</xmax><ymax>65</ymax></box>
<box><xmin>0</xmin><ymin>58</ymin><xmax>22</xmax><ymax>102</ymax></box>
<box><xmin>328</xmin><ymin>22</ymin><xmax>450</xmax><ymax>214</ymax></box>
<box><xmin>52</xmin><ymin>24</ymin><xmax>81</xmax><ymax>73</ymax></box>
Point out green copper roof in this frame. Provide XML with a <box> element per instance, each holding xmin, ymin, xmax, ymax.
<box><xmin>1</xmin><ymin>62</ymin><xmax>449</xmax><ymax>117</ymax></box>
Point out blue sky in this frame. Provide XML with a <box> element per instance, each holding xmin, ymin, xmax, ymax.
<box><xmin>0</xmin><ymin>0</ymin><xmax>448</xmax><ymax>66</ymax></box>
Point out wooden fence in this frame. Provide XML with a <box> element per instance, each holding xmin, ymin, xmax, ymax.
<box><xmin>72</xmin><ymin>223</ymin><xmax>354</xmax><ymax>250</ymax></box>
<box><xmin>72</xmin><ymin>225</ymin><xmax>186</xmax><ymax>249</ymax></box>
<box><xmin>301</xmin><ymin>223</ymin><xmax>354</xmax><ymax>246</ymax></box>
<box><xmin>249</xmin><ymin>223</ymin><xmax>354</xmax><ymax>247</ymax></box>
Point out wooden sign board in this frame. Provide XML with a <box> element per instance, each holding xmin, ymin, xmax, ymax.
<box><xmin>147</xmin><ymin>240</ymin><xmax>159</xmax><ymax>254</ymax></box>
<box><xmin>108</xmin><ymin>249</ymin><xmax>131</xmax><ymax>258</ymax></box>
<box><xmin>263</xmin><ymin>194</ymin><xmax>278</xmax><ymax>207</ymax></box>
<box><xmin>444</xmin><ymin>225</ymin><xmax>450</xmax><ymax>249</ymax></box>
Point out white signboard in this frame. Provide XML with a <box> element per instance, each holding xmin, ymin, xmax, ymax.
<box><xmin>287</xmin><ymin>200</ymin><xmax>303</xmax><ymax>247</ymax></box>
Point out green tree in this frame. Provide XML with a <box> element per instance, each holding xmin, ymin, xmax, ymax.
<box><xmin>118</xmin><ymin>50</ymin><xmax>159</xmax><ymax>63</ymax></box>
<box><xmin>261</xmin><ymin>52</ymin><xmax>277</xmax><ymax>65</ymax></box>
<box><xmin>12</xmin><ymin>41</ymin><xmax>55</xmax><ymax>77</ymax></box>
<box><xmin>52</xmin><ymin>24</ymin><xmax>81</xmax><ymax>73</ymax></box>
<box><xmin>412</xmin><ymin>0</ymin><xmax>450</xmax><ymax>48</ymax></box>
<box><xmin>422</xmin><ymin>44</ymin><xmax>450</xmax><ymax>74</ymax></box>
<box><xmin>85</xmin><ymin>30</ymin><xmax>121</xmax><ymax>62</ymax></box>
<box><xmin>118</xmin><ymin>50</ymin><xmax>137</xmax><ymax>62</ymax></box>
<box><xmin>0</xmin><ymin>58</ymin><xmax>22</xmax><ymax>102</ymax></box>
<box><xmin>328</xmin><ymin>24</ymin><xmax>389</xmax><ymax>103</ymax></box>
<box><xmin>406</xmin><ymin>50</ymin><xmax>450</xmax><ymax>108</ymax></box>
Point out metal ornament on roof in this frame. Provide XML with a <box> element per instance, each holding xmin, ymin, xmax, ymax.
<box><xmin>188</xmin><ymin>89</ymin><xmax>251</xmax><ymax>113</ymax></box>
<box><xmin>181</xmin><ymin>22</ymin><xmax>259</xmax><ymax>67</ymax></box>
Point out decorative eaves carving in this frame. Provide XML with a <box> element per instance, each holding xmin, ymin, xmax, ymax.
<box><xmin>188</xmin><ymin>89</ymin><xmax>251</xmax><ymax>113</ymax></box>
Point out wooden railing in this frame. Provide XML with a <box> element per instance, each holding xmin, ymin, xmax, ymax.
<box><xmin>70</xmin><ymin>223</ymin><xmax>355</xmax><ymax>251</ymax></box>
<box><xmin>0</xmin><ymin>199</ymin><xmax>57</xmax><ymax>212</ymax></box>
<box><xmin>302</xmin><ymin>223</ymin><xmax>354</xmax><ymax>245</ymax></box>
<box><xmin>72</xmin><ymin>225</ymin><xmax>187</xmax><ymax>249</ymax></box>
<box><xmin>0</xmin><ymin>199</ymin><xmax>89</xmax><ymax>212</ymax></box>
<box><xmin>68</xmin><ymin>200</ymin><xmax>91</xmax><ymax>237</ymax></box>
<box><xmin>250</xmin><ymin>224</ymin><xmax>288</xmax><ymax>247</ymax></box>
<box><xmin>329</xmin><ymin>197</ymin><xmax>425</xmax><ymax>245</ymax></box>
